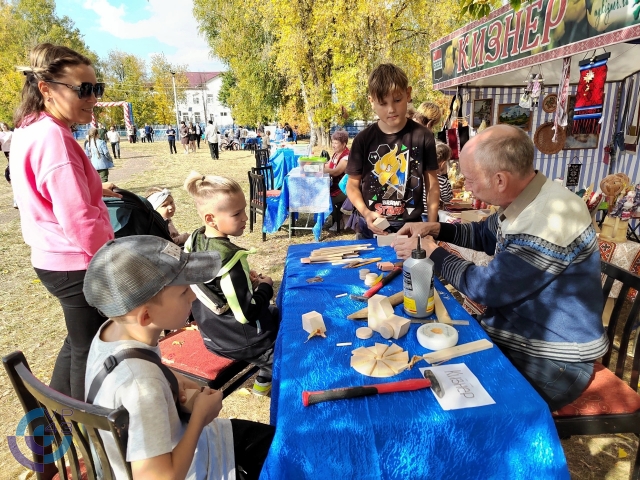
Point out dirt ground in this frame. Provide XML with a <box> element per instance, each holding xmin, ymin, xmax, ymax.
<box><xmin>0</xmin><ymin>140</ymin><xmax>636</xmax><ymax>479</ymax></box>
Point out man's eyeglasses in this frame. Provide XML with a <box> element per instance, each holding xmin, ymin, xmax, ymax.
<box><xmin>46</xmin><ymin>81</ymin><xmax>105</xmax><ymax>99</ymax></box>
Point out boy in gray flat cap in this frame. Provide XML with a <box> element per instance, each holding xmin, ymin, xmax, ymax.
<box><xmin>83</xmin><ymin>235</ymin><xmax>274</xmax><ymax>480</ymax></box>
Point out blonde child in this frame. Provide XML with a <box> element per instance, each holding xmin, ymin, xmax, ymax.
<box><xmin>146</xmin><ymin>187</ymin><xmax>190</xmax><ymax>246</ymax></box>
<box><xmin>183</xmin><ymin>171</ymin><xmax>279</xmax><ymax>396</ymax></box>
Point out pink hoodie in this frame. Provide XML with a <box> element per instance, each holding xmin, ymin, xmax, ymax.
<box><xmin>11</xmin><ymin>113</ymin><xmax>114</xmax><ymax>271</ymax></box>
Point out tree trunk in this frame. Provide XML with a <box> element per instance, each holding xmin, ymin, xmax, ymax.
<box><xmin>299</xmin><ymin>76</ymin><xmax>317</xmax><ymax>148</ymax></box>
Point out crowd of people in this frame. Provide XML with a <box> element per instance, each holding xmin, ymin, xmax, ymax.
<box><xmin>4</xmin><ymin>42</ymin><xmax>610</xmax><ymax>480</ymax></box>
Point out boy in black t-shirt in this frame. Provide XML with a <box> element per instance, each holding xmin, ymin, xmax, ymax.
<box><xmin>346</xmin><ymin>64</ymin><xmax>439</xmax><ymax>238</ymax></box>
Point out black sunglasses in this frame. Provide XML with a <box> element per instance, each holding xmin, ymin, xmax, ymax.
<box><xmin>46</xmin><ymin>80</ymin><xmax>105</xmax><ymax>99</ymax></box>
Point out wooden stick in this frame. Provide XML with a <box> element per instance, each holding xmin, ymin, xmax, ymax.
<box><xmin>347</xmin><ymin>291</ymin><xmax>404</xmax><ymax>319</ymax></box>
<box><xmin>343</xmin><ymin>257</ymin><xmax>382</xmax><ymax>269</ymax></box>
<box><xmin>311</xmin><ymin>245</ymin><xmax>371</xmax><ymax>254</ymax></box>
<box><xmin>302</xmin><ymin>254</ymin><xmax>357</xmax><ymax>264</ymax></box>
<box><xmin>434</xmin><ymin>290</ymin><xmax>452</xmax><ymax>325</ymax></box>
<box><xmin>311</xmin><ymin>243</ymin><xmax>371</xmax><ymax>253</ymax></box>
<box><xmin>422</xmin><ymin>339</ymin><xmax>493</xmax><ymax>364</ymax></box>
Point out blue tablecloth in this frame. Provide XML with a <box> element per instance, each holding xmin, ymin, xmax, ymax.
<box><xmin>270</xmin><ymin>148</ymin><xmax>301</xmax><ymax>189</ymax></box>
<box><xmin>262</xmin><ymin>175</ymin><xmax>332</xmax><ymax>241</ymax></box>
<box><xmin>260</xmin><ymin>240</ymin><xmax>569</xmax><ymax>480</ymax></box>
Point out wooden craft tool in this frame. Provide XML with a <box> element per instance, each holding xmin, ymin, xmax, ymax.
<box><xmin>373</xmin><ymin>217</ymin><xmax>391</xmax><ymax>231</ymax></box>
<box><xmin>422</xmin><ymin>339</ymin><xmax>493</xmax><ymax>364</ymax></box>
<box><xmin>302</xmin><ymin>378</ymin><xmax>438</xmax><ymax>406</ymax></box>
<box><xmin>343</xmin><ymin>257</ymin><xmax>382</xmax><ymax>269</ymax></box>
<box><xmin>347</xmin><ymin>291</ymin><xmax>404</xmax><ymax>319</ymax></box>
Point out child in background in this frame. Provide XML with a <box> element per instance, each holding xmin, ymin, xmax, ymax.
<box><xmin>146</xmin><ymin>187</ymin><xmax>190</xmax><ymax>246</ymax></box>
<box><xmin>183</xmin><ymin>172</ymin><xmax>280</xmax><ymax>396</ymax></box>
<box><xmin>83</xmin><ymin>235</ymin><xmax>275</xmax><ymax>480</ymax></box>
<box><xmin>435</xmin><ymin>142</ymin><xmax>453</xmax><ymax>203</ymax></box>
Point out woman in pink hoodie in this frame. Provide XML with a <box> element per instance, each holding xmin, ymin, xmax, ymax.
<box><xmin>11</xmin><ymin>43</ymin><xmax>120</xmax><ymax>400</ymax></box>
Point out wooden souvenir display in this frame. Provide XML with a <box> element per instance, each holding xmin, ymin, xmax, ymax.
<box><xmin>350</xmin><ymin>343</ymin><xmax>409</xmax><ymax>377</ymax></box>
<box><xmin>600</xmin><ymin>216</ymin><xmax>628</xmax><ymax>243</ymax></box>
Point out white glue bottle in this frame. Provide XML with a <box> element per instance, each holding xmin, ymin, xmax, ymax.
<box><xmin>403</xmin><ymin>236</ymin><xmax>435</xmax><ymax>318</ymax></box>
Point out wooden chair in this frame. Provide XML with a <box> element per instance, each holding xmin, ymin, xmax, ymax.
<box><xmin>255</xmin><ymin>148</ymin><xmax>270</xmax><ymax>169</ymax></box>
<box><xmin>553</xmin><ymin>261</ymin><xmax>640</xmax><ymax>478</ymax></box>
<box><xmin>251</xmin><ymin>165</ymin><xmax>277</xmax><ymax>191</ymax></box>
<box><xmin>248</xmin><ymin>171</ymin><xmax>268</xmax><ymax>241</ymax></box>
<box><xmin>158</xmin><ymin>327</ymin><xmax>258</xmax><ymax>397</ymax></box>
<box><xmin>3</xmin><ymin>351</ymin><xmax>131</xmax><ymax>480</ymax></box>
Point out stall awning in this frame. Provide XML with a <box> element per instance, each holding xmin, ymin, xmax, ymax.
<box><xmin>430</xmin><ymin>0</ymin><xmax>640</xmax><ymax>91</ymax></box>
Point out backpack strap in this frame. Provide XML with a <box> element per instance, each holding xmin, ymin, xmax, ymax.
<box><xmin>86</xmin><ymin>348</ymin><xmax>179</xmax><ymax>405</ymax></box>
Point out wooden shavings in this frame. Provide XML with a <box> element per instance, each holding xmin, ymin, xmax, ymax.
<box><xmin>407</xmin><ymin>355</ymin><xmax>424</xmax><ymax>369</ymax></box>
<box><xmin>305</xmin><ymin>329</ymin><xmax>327</xmax><ymax>342</ymax></box>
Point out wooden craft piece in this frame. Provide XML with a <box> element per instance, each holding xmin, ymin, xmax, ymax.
<box><xmin>350</xmin><ymin>342</ymin><xmax>409</xmax><ymax>378</ymax></box>
<box><xmin>434</xmin><ymin>290</ymin><xmax>452</xmax><ymax>325</ymax></box>
<box><xmin>359</xmin><ymin>269</ymin><xmax>370</xmax><ymax>280</ymax></box>
<box><xmin>375</xmin><ymin>233</ymin><xmax>396</xmax><ymax>247</ymax></box>
<box><xmin>377</xmin><ymin>261</ymin><xmax>395</xmax><ymax>271</ymax></box>
<box><xmin>310</xmin><ymin>244</ymin><xmax>371</xmax><ymax>256</ymax></box>
<box><xmin>422</xmin><ymin>339</ymin><xmax>493</xmax><ymax>364</ymax></box>
<box><xmin>302</xmin><ymin>311</ymin><xmax>326</xmax><ymax>334</ymax></box>
<box><xmin>365</xmin><ymin>273</ymin><xmax>380</xmax><ymax>286</ymax></box>
<box><xmin>348</xmin><ymin>291</ymin><xmax>404</xmax><ymax>320</ymax></box>
<box><xmin>373</xmin><ymin>217</ymin><xmax>391</xmax><ymax>230</ymax></box>
<box><xmin>368</xmin><ymin>295</ymin><xmax>394</xmax><ymax>331</ymax></box>
<box><xmin>181</xmin><ymin>388</ymin><xmax>200</xmax><ymax>413</ymax></box>
<box><xmin>356</xmin><ymin>327</ymin><xmax>373</xmax><ymax>339</ymax></box>
<box><xmin>386</xmin><ymin>315</ymin><xmax>410</xmax><ymax>339</ymax></box>
<box><xmin>377</xmin><ymin>323</ymin><xmax>394</xmax><ymax>339</ymax></box>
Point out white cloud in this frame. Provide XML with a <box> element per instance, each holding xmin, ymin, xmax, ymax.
<box><xmin>82</xmin><ymin>0</ymin><xmax>224</xmax><ymax>71</ymax></box>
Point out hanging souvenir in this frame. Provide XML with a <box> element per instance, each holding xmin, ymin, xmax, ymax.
<box><xmin>530</xmin><ymin>73</ymin><xmax>543</xmax><ymax>110</ymax></box>
<box><xmin>519</xmin><ymin>73</ymin><xmax>533</xmax><ymax>109</ymax></box>
<box><xmin>553</xmin><ymin>57</ymin><xmax>571</xmax><ymax>143</ymax></box>
<box><xmin>572</xmin><ymin>52</ymin><xmax>610</xmax><ymax>136</ymax></box>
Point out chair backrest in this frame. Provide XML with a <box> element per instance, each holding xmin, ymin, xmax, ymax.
<box><xmin>251</xmin><ymin>165</ymin><xmax>275</xmax><ymax>190</ymax></box>
<box><xmin>247</xmin><ymin>171</ymin><xmax>267</xmax><ymax>209</ymax></box>
<box><xmin>600</xmin><ymin>260</ymin><xmax>640</xmax><ymax>390</ymax></box>
<box><xmin>255</xmin><ymin>149</ymin><xmax>270</xmax><ymax>168</ymax></box>
<box><xmin>2</xmin><ymin>351</ymin><xmax>131</xmax><ymax>480</ymax></box>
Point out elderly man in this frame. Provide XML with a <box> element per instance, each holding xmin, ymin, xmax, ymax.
<box><xmin>394</xmin><ymin>124</ymin><xmax>608</xmax><ymax>411</ymax></box>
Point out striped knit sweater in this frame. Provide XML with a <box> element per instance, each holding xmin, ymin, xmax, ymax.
<box><xmin>430</xmin><ymin>173</ymin><xmax>609</xmax><ymax>363</ymax></box>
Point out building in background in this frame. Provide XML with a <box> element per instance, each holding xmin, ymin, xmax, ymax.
<box><xmin>177</xmin><ymin>72</ymin><xmax>234</xmax><ymax>127</ymax></box>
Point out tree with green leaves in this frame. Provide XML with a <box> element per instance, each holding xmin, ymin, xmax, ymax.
<box><xmin>0</xmin><ymin>0</ymin><xmax>96</xmax><ymax>124</ymax></box>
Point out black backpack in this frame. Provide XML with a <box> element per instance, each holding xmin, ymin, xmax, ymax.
<box><xmin>103</xmin><ymin>189</ymin><xmax>173</xmax><ymax>241</ymax></box>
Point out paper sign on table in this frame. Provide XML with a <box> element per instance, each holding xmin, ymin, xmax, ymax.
<box><xmin>419</xmin><ymin>363</ymin><xmax>495</xmax><ymax>410</ymax></box>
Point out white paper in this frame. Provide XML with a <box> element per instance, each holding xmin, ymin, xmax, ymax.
<box><xmin>419</xmin><ymin>363</ymin><xmax>495</xmax><ymax>410</ymax></box>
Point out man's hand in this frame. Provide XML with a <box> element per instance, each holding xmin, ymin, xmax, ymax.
<box><xmin>102</xmin><ymin>182</ymin><xmax>122</xmax><ymax>198</ymax></box>
<box><xmin>258</xmin><ymin>274</ymin><xmax>273</xmax><ymax>287</ymax></box>
<box><xmin>190</xmin><ymin>387</ymin><xmax>223</xmax><ymax>427</ymax></box>
<box><xmin>364</xmin><ymin>210</ymin><xmax>387</xmax><ymax>236</ymax></box>
<box><xmin>393</xmin><ymin>234</ymin><xmax>439</xmax><ymax>259</ymax></box>
<box><xmin>393</xmin><ymin>222</ymin><xmax>441</xmax><ymax>259</ymax></box>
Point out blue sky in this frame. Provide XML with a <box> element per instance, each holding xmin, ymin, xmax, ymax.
<box><xmin>55</xmin><ymin>0</ymin><xmax>226</xmax><ymax>72</ymax></box>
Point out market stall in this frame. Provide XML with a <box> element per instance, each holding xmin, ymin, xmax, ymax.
<box><xmin>430</xmin><ymin>0</ymin><xmax>640</xmax><ymax>195</ymax></box>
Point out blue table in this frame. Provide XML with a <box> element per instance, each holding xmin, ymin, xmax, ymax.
<box><xmin>270</xmin><ymin>148</ymin><xmax>302</xmax><ymax>189</ymax></box>
<box><xmin>260</xmin><ymin>240</ymin><xmax>569</xmax><ymax>480</ymax></box>
<box><xmin>262</xmin><ymin>175</ymin><xmax>332</xmax><ymax>241</ymax></box>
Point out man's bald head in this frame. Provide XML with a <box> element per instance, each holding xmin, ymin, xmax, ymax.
<box><xmin>466</xmin><ymin>124</ymin><xmax>535</xmax><ymax>179</ymax></box>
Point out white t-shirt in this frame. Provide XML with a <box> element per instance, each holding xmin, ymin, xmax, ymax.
<box><xmin>85</xmin><ymin>321</ymin><xmax>236</xmax><ymax>480</ymax></box>
<box><xmin>106</xmin><ymin>131</ymin><xmax>120</xmax><ymax>143</ymax></box>
<box><xmin>1</xmin><ymin>131</ymin><xmax>12</xmax><ymax>152</ymax></box>
<box><xmin>205</xmin><ymin>124</ymin><xmax>218</xmax><ymax>143</ymax></box>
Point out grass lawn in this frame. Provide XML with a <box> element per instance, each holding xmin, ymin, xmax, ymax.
<box><xmin>0</xmin><ymin>140</ymin><xmax>635</xmax><ymax>479</ymax></box>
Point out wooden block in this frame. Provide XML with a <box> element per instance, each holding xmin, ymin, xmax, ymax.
<box><xmin>434</xmin><ymin>290</ymin><xmax>452</xmax><ymax>325</ymax></box>
<box><xmin>302</xmin><ymin>311</ymin><xmax>326</xmax><ymax>334</ymax></box>
<box><xmin>385</xmin><ymin>343</ymin><xmax>404</xmax><ymax>356</ymax></box>
<box><xmin>181</xmin><ymin>388</ymin><xmax>200</xmax><ymax>413</ymax></box>
<box><xmin>356</xmin><ymin>327</ymin><xmax>373</xmax><ymax>339</ymax></box>
<box><xmin>384</xmin><ymin>359</ymin><xmax>409</xmax><ymax>375</ymax></box>
<box><xmin>377</xmin><ymin>323</ymin><xmax>393</xmax><ymax>339</ymax></box>
<box><xmin>348</xmin><ymin>291</ymin><xmax>404</xmax><ymax>320</ymax></box>
<box><xmin>377</xmin><ymin>261</ymin><xmax>395</xmax><ymax>271</ymax></box>
<box><xmin>423</xmin><ymin>339</ymin><xmax>493</xmax><ymax>364</ymax></box>
<box><xmin>372</xmin><ymin>360</ymin><xmax>395</xmax><ymax>377</ymax></box>
<box><xmin>385</xmin><ymin>351</ymin><xmax>409</xmax><ymax>363</ymax></box>
<box><xmin>375</xmin><ymin>233</ymin><xmax>396</xmax><ymax>247</ymax></box>
<box><xmin>373</xmin><ymin>217</ymin><xmax>390</xmax><ymax>230</ymax></box>
<box><xmin>368</xmin><ymin>295</ymin><xmax>394</xmax><ymax>331</ymax></box>
<box><xmin>372</xmin><ymin>343</ymin><xmax>389</xmax><ymax>357</ymax></box>
<box><xmin>386</xmin><ymin>315</ymin><xmax>410</xmax><ymax>339</ymax></box>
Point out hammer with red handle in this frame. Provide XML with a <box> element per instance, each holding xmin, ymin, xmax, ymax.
<box><xmin>302</xmin><ymin>371</ymin><xmax>443</xmax><ymax>406</ymax></box>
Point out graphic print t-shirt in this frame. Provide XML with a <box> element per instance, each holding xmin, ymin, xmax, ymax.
<box><xmin>346</xmin><ymin>120</ymin><xmax>437</xmax><ymax>222</ymax></box>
